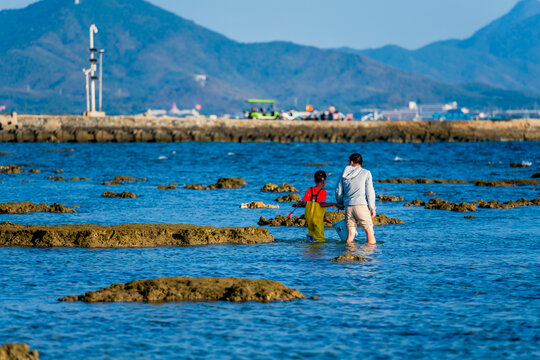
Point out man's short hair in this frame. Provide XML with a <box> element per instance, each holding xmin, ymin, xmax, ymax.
<box><xmin>349</xmin><ymin>153</ymin><xmax>363</xmax><ymax>165</ymax></box>
<box><xmin>314</xmin><ymin>170</ymin><xmax>327</xmax><ymax>183</ymax></box>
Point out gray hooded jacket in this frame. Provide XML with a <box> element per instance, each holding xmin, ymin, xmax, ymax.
<box><xmin>335</xmin><ymin>166</ymin><xmax>376</xmax><ymax>210</ymax></box>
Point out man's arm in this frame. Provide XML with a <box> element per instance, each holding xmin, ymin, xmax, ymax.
<box><xmin>335</xmin><ymin>176</ymin><xmax>344</xmax><ymax>205</ymax></box>
<box><xmin>366</xmin><ymin>171</ymin><xmax>376</xmax><ymax>217</ymax></box>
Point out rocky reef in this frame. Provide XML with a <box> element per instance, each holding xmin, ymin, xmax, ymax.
<box><xmin>0</xmin><ymin>344</ymin><xmax>39</xmax><ymax>360</ymax></box>
<box><xmin>0</xmin><ymin>202</ymin><xmax>76</xmax><ymax>214</ymax></box>
<box><xmin>331</xmin><ymin>254</ymin><xmax>367</xmax><ymax>262</ymax></box>
<box><xmin>185</xmin><ymin>178</ymin><xmax>247</xmax><ymax>190</ymax></box>
<box><xmin>59</xmin><ymin>276</ymin><xmax>305</xmax><ymax>303</ymax></box>
<box><xmin>474</xmin><ymin>198</ymin><xmax>540</xmax><ymax>209</ymax></box>
<box><xmin>157</xmin><ymin>183</ymin><xmax>178</xmax><ymax>190</ymax></box>
<box><xmin>102</xmin><ymin>176</ymin><xmax>147</xmax><ymax>185</ymax></box>
<box><xmin>378</xmin><ymin>195</ymin><xmax>404</xmax><ymax>202</ymax></box>
<box><xmin>48</xmin><ymin>176</ymin><xmax>89</xmax><ymax>181</ymax></box>
<box><xmin>258</xmin><ymin>212</ymin><xmax>403</xmax><ymax>227</ymax></box>
<box><xmin>101</xmin><ymin>191</ymin><xmax>139</xmax><ymax>198</ymax></box>
<box><xmin>424</xmin><ymin>198</ymin><xmax>477</xmax><ymax>212</ymax></box>
<box><xmin>404</xmin><ymin>199</ymin><xmax>426</xmax><ymax>207</ymax></box>
<box><xmin>240</xmin><ymin>202</ymin><xmax>279</xmax><ymax>209</ymax></box>
<box><xmin>472</xmin><ymin>179</ymin><xmax>540</xmax><ymax>187</ymax></box>
<box><xmin>0</xmin><ymin>165</ymin><xmax>21</xmax><ymax>175</ymax></box>
<box><xmin>260</xmin><ymin>183</ymin><xmax>299</xmax><ymax>193</ymax></box>
<box><xmin>275</xmin><ymin>194</ymin><xmax>301</xmax><ymax>202</ymax></box>
<box><xmin>0</xmin><ymin>223</ymin><xmax>273</xmax><ymax>248</ymax></box>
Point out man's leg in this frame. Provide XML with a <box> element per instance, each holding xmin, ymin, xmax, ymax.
<box><xmin>346</xmin><ymin>225</ymin><xmax>357</xmax><ymax>243</ymax></box>
<box><xmin>364</xmin><ymin>226</ymin><xmax>376</xmax><ymax>244</ymax></box>
<box><xmin>345</xmin><ymin>206</ymin><xmax>357</xmax><ymax>243</ymax></box>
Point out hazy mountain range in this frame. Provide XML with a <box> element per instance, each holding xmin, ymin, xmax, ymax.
<box><xmin>0</xmin><ymin>0</ymin><xmax>539</xmax><ymax>115</ymax></box>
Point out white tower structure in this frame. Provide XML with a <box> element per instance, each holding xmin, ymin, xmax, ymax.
<box><xmin>84</xmin><ymin>24</ymin><xmax>106</xmax><ymax>117</ymax></box>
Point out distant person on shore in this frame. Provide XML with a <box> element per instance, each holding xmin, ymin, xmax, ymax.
<box><xmin>295</xmin><ymin>170</ymin><xmax>342</xmax><ymax>242</ymax></box>
<box><xmin>335</xmin><ymin>153</ymin><xmax>377</xmax><ymax>244</ymax></box>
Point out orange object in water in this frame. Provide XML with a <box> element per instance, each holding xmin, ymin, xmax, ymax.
<box><xmin>305</xmin><ymin>105</ymin><xmax>313</xmax><ymax>112</ymax></box>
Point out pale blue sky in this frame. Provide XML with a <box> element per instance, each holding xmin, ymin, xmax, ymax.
<box><xmin>0</xmin><ymin>0</ymin><xmax>520</xmax><ymax>49</ymax></box>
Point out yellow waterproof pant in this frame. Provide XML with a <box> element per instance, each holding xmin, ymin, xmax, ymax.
<box><xmin>305</xmin><ymin>201</ymin><xmax>326</xmax><ymax>242</ymax></box>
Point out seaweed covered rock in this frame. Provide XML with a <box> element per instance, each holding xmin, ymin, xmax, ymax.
<box><xmin>29</xmin><ymin>169</ymin><xmax>41</xmax><ymax>174</ymax></box>
<box><xmin>0</xmin><ymin>202</ymin><xmax>76</xmax><ymax>214</ymax></box>
<box><xmin>260</xmin><ymin>183</ymin><xmax>299</xmax><ymax>193</ymax></box>
<box><xmin>59</xmin><ymin>276</ymin><xmax>305</xmax><ymax>303</ymax></box>
<box><xmin>258</xmin><ymin>212</ymin><xmax>403</xmax><ymax>227</ymax></box>
<box><xmin>331</xmin><ymin>254</ymin><xmax>367</xmax><ymax>262</ymax></box>
<box><xmin>275</xmin><ymin>194</ymin><xmax>301</xmax><ymax>202</ymax></box>
<box><xmin>111</xmin><ymin>175</ymin><xmax>146</xmax><ymax>182</ymax></box>
<box><xmin>157</xmin><ymin>183</ymin><xmax>177</xmax><ymax>190</ymax></box>
<box><xmin>404</xmin><ymin>199</ymin><xmax>425</xmax><ymax>207</ymax></box>
<box><xmin>374</xmin><ymin>214</ymin><xmax>405</xmax><ymax>225</ymax></box>
<box><xmin>473</xmin><ymin>198</ymin><xmax>540</xmax><ymax>209</ymax></box>
<box><xmin>0</xmin><ymin>343</ymin><xmax>39</xmax><ymax>360</ymax></box>
<box><xmin>101</xmin><ymin>191</ymin><xmax>139</xmax><ymax>198</ymax></box>
<box><xmin>0</xmin><ymin>223</ymin><xmax>273</xmax><ymax>248</ymax></box>
<box><xmin>472</xmin><ymin>179</ymin><xmax>540</xmax><ymax>187</ymax></box>
<box><xmin>424</xmin><ymin>191</ymin><xmax>436</xmax><ymax>195</ymax></box>
<box><xmin>185</xmin><ymin>178</ymin><xmax>247</xmax><ymax>190</ymax></box>
<box><xmin>0</xmin><ymin>165</ymin><xmax>21</xmax><ymax>175</ymax></box>
<box><xmin>377</xmin><ymin>178</ymin><xmax>467</xmax><ymax>184</ymax></box>
<box><xmin>48</xmin><ymin>176</ymin><xmax>89</xmax><ymax>181</ymax></box>
<box><xmin>241</xmin><ymin>202</ymin><xmax>279</xmax><ymax>209</ymax></box>
<box><xmin>378</xmin><ymin>195</ymin><xmax>404</xmax><ymax>202</ymax></box>
<box><xmin>258</xmin><ymin>215</ymin><xmax>306</xmax><ymax>227</ymax></box>
<box><xmin>424</xmin><ymin>198</ymin><xmax>477</xmax><ymax>212</ymax></box>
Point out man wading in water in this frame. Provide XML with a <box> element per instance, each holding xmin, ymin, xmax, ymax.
<box><xmin>335</xmin><ymin>153</ymin><xmax>377</xmax><ymax>244</ymax></box>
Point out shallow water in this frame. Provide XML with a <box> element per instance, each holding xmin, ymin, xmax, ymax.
<box><xmin>0</xmin><ymin>141</ymin><xmax>539</xmax><ymax>359</ymax></box>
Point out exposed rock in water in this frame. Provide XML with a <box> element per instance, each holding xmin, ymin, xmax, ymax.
<box><xmin>29</xmin><ymin>169</ymin><xmax>41</xmax><ymax>174</ymax></box>
<box><xmin>532</xmin><ymin>173</ymin><xmax>540</xmax><ymax>179</ymax></box>
<box><xmin>424</xmin><ymin>198</ymin><xmax>477</xmax><ymax>212</ymax></box>
<box><xmin>258</xmin><ymin>212</ymin><xmax>403</xmax><ymax>227</ymax></box>
<box><xmin>157</xmin><ymin>183</ymin><xmax>177</xmax><ymax>190</ymax></box>
<box><xmin>473</xmin><ymin>198</ymin><xmax>540</xmax><ymax>209</ymax></box>
<box><xmin>378</xmin><ymin>195</ymin><xmax>404</xmax><ymax>202</ymax></box>
<box><xmin>18</xmin><ymin>180</ymin><xmax>32</xmax><ymax>183</ymax></box>
<box><xmin>59</xmin><ymin>276</ymin><xmax>305</xmax><ymax>303</ymax></box>
<box><xmin>48</xmin><ymin>176</ymin><xmax>89</xmax><ymax>181</ymax></box>
<box><xmin>510</xmin><ymin>163</ymin><xmax>531</xmax><ymax>168</ymax></box>
<box><xmin>464</xmin><ymin>216</ymin><xmax>478</xmax><ymax>219</ymax></box>
<box><xmin>0</xmin><ymin>223</ymin><xmax>273</xmax><ymax>248</ymax></box>
<box><xmin>111</xmin><ymin>175</ymin><xmax>146</xmax><ymax>182</ymax></box>
<box><xmin>275</xmin><ymin>194</ymin><xmax>301</xmax><ymax>202</ymax></box>
<box><xmin>185</xmin><ymin>178</ymin><xmax>247</xmax><ymax>190</ymax></box>
<box><xmin>305</xmin><ymin>163</ymin><xmax>331</xmax><ymax>166</ymax></box>
<box><xmin>424</xmin><ymin>191</ymin><xmax>436</xmax><ymax>195</ymax></box>
<box><xmin>241</xmin><ymin>202</ymin><xmax>279</xmax><ymax>209</ymax></box>
<box><xmin>0</xmin><ymin>202</ymin><xmax>76</xmax><ymax>214</ymax></box>
<box><xmin>0</xmin><ymin>165</ymin><xmax>21</xmax><ymax>175</ymax></box>
<box><xmin>472</xmin><ymin>179</ymin><xmax>540</xmax><ymax>187</ymax></box>
<box><xmin>377</xmin><ymin>178</ymin><xmax>467</xmax><ymax>184</ymax></box>
<box><xmin>404</xmin><ymin>199</ymin><xmax>426</xmax><ymax>207</ymax></box>
<box><xmin>0</xmin><ymin>152</ymin><xmax>16</xmax><ymax>155</ymax></box>
<box><xmin>0</xmin><ymin>343</ymin><xmax>39</xmax><ymax>360</ymax></box>
<box><xmin>101</xmin><ymin>191</ymin><xmax>139</xmax><ymax>198</ymax></box>
<box><xmin>260</xmin><ymin>183</ymin><xmax>299</xmax><ymax>193</ymax></box>
<box><xmin>44</xmin><ymin>149</ymin><xmax>73</xmax><ymax>152</ymax></box>
<box><xmin>331</xmin><ymin>254</ymin><xmax>367</xmax><ymax>262</ymax></box>
<box><xmin>53</xmin><ymin>169</ymin><xmax>64</xmax><ymax>174</ymax></box>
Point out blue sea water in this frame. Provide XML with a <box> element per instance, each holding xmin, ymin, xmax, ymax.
<box><xmin>0</xmin><ymin>141</ymin><xmax>539</xmax><ymax>359</ymax></box>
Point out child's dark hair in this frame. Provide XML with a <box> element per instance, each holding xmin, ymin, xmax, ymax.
<box><xmin>349</xmin><ymin>153</ymin><xmax>363</xmax><ymax>166</ymax></box>
<box><xmin>314</xmin><ymin>170</ymin><xmax>327</xmax><ymax>183</ymax></box>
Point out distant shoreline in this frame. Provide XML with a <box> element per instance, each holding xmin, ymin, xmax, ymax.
<box><xmin>0</xmin><ymin>114</ymin><xmax>539</xmax><ymax>143</ymax></box>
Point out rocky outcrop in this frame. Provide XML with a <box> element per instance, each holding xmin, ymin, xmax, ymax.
<box><xmin>0</xmin><ymin>202</ymin><xmax>76</xmax><ymax>214</ymax></box>
<box><xmin>532</xmin><ymin>173</ymin><xmax>540</xmax><ymax>179</ymax></box>
<box><xmin>424</xmin><ymin>191</ymin><xmax>436</xmax><ymax>195</ymax></box>
<box><xmin>377</xmin><ymin>178</ymin><xmax>467</xmax><ymax>184</ymax></box>
<box><xmin>378</xmin><ymin>195</ymin><xmax>404</xmax><ymax>202</ymax></box>
<box><xmin>157</xmin><ymin>183</ymin><xmax>177</xmax><ymax>190</ymax></box>
<box><xmin>0</xmin><ymin>344</ymin><xmax>39</xmax><ymax>360</ymax></box>
<box><xmin>260</xmin><ymin>183</ymin><xmax>299</xmax><ymax>193</ymax></box>
<box><xmin>331</xmin><ymin>254</ymin><xmax>367</xmax><ymax>262</ymax></box>
<box><xmin>424</xmin><ymin>198</ymin><xmax>477</xmax><ymax>212</ymax></box>
<box><xmin>510</xmin><ymin>163</ymin><xmax>531</xmax><ymax>168</ymax></box>
<box><xmin>29</xmin><ymin>169</ymin><xmax>41</xmax><ymax>174</ymax></box>
<box><xmin>474</xmin><ymin>198</ymin><xmax>540</xmax><ymax>209</ymax></box>
<box><xmin>275</xmin><ymin>194</ymin><xmax>301</xmax><ymax>202</ymax></box>
<box><xmin>101</xmin><ymin>191</ymin><xmax>139</xmax><ymax>198</ymax></box>
<box><xmin>48</xmin><ymin>176</ymin><xmax>89</xmax><ymax>181</ymax></box>
<box><xmin>472</xmin><ymin>179</ymin><xmax>540</xmax><ymax>187</ymax></box>
<box><xmin>258</xmin><ymin>212</ymin><xmax>403</xmax><ymax>227</ymax></box>
<box><xmin>3</xmin><ymin>116</ymin><xmax>539</xmax><ymax>143</ymax></box>
<box><xmin>103</xmin><ymin>176</ymin><xmax>146</xmax><ymax>185</ymax></box>
<box><xmin>185</xmin><ymin>178</ymin><xmax>247</xmax><ymax>190</ymax></box>
<box><xmin>0</xmin><ymin>165</ymin><xmax>21</xmax><ymax>175</ymax></box>
<box><xmin>59</xmin><ymin>276</ymin><xmax>305</xmax><ymax>303</ymax></box>
<box><xmin>240</xmin><ymin>202</ymin><xmax>279</xmax><ymax>209</ymax></box>
<box><xmin>404</xmin><ymin>199</ymin><xmax>426</xmax><ymax>207</ymax></box>
<box><xmin>0</xmin><ymin>223</ymin><xmax>273</xmax><ymax>248</ymax></box>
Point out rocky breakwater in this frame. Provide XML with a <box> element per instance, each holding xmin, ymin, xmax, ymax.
<box><xmin>4</xmin><ymin>115</ymin><xmax>539</xmax><ymax>143</ymax></box>
<box><xmin>0</xmin><ymin>344</ymin><xmax>39</xmax><ymax>360</ymax></box>
<box><xmin>0</xmin><ymin>223</ymin><xmax>273</xmax><ymax>248</ymax></box>
<box><xmin>59</xmin><ymin>276</ymin><xmax>305</xmax><ymax>303</ymax></box>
